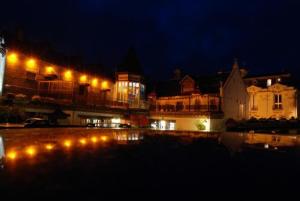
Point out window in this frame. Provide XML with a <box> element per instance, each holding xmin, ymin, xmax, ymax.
<box><xmin>274</xmin><ymin>94</ymin><xmax>282</xmax><ymax>110</ymax></box>
<box><xmin>26</xmin><ymin>71</ymin><xmax>36</xmax><ymax>81</ymax></box>
<box><xmin>251</xmin><ymin>94</ymin><xmax>258</xmax><ymax>110</ymax></box>
<box><xmin>267</xmin><ymin>79</ymin><xmax>272</xmax><ymax>87</ymax></box>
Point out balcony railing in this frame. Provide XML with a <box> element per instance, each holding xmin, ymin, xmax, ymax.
<box><xmin>151</xmin><ymin>104</ymin><xmax>219</xmax><ymax>113</ymax></box>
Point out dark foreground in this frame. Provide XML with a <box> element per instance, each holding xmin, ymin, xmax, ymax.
<box><xmin>0</xmin><ymin>130</ymin><xmax>300</xmax><ymax>199</ymax></box>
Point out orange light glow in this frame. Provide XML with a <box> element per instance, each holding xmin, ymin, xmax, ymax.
<box><xmin>64</xmin><ymin>140</ymin><xmax>72</xmax><ymax>148</ymax></box>
<box><xmin>26</xmin><ymin>59</ymin><xmax>37</xmax><ymax>71</ymax></box>
<box><xmin>80</xmin><ymin>75</ymin><xmax>87</xmax><ymax>83</ymax></box>
<box><xmin>101</xmin><ymin>81</ymin><xmax>108</xmax><ymax>89</ymax></box>
<box><xmin>7</xmin><ymin>151</ymin><xmax>17</xmax><ymax>160</ymax></box>
<box><xmin>45</xmin><ymin>66</ymin><xmax>55</xmax><ymax>74</ymax></box>
<box><xmin>45</xmin><ymin>144</ymin><xmax>54</xmax><ymax>151</ymax></box>
<box><xmin>92</xmin><ymin>78</ymin><xmax>98</xmax><ymax>87</ymax></box>
<box><xmin>79</xmin><ymin>138</ymin><xmax>87</xmax><ymax>145</ymax></box>
<box><xmin>101</xmin><ymin>136</ymin><xmax>108</xmax><ymax>142</ymax></box>
<box><xmin>64</xmin><ymin>70</ymin><xmax>72</xmax><ymax>81</ymax></box>
<box><xmin>91</xmin><ymin>136</ymin><xmax>98</xmax><ymax>143</ymax></box>
<box><xmin>25</xmin><ymin>147</ymin><xmax>36</xmax><ymax>157</ymax></box>
<box><xmin>7</xmin><ymin>53</ymin><xmax>18</xmax><ymax>64</ymax></box>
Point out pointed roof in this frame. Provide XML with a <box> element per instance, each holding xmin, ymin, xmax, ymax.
<box><xmin>117</xmin><ymin>47</ymin><xmax>143</xmax><ymax>75</ymax></box>
<box><xmin>232</xmin><ymin>58</ymin><xmax>239</xmax><ymax>69</ymax></box>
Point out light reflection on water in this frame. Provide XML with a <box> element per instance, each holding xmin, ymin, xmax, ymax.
<box><xmin>1</xmin><ymin>128</ymin><xmax>300</xmax><ymax>167</ymax></box>
<box><xmin>0</xmin><ymin>128</ymin><xmax>143</xmax><ymax>165</ymax></box>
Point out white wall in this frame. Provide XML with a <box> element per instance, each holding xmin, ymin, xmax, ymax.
<box><xmin>223</xmin><ymin>67</ymin><xmax>249</xmax><ymax>120</ymax></box>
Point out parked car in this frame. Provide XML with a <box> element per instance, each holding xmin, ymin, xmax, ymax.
<box><xmin>118</xmin><ymin>124</ymin><xmax>131</xmax><ymax>128</ymax></box>
<box><xmin>24</xmin><ymin>118</ymin><xmax>51</xmax><ymax>128</ymax></box>
<box><xmin>86</xmin><ymin>123</ymin><xmax>96</xmax><ymax>127</ymax></box>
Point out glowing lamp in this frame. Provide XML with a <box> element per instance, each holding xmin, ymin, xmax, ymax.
<box><xmin>7</xmin><ymin>53</ymin><xmax>18</xmax><ymax>64</ymax></box>
<box><xmin>45</xmin><ymin>144</ymin><xmax>54</xmax><ymax>151</ymax></box>
<box><xmin>101</xmin><ymin>81</ymin><xmax>108</xmax><ymax>89</ymax></box>
<box><xmin>101</xmin><ymin>136</ymin><xmax>108</xmax><ymax>142</ymax></box>
<box><xmin>64</xmin><ymin>70</ymin><xmax>72</xmax><ymax>81</ymax></box>
<box><xmin>91</xmin><ymin>136</ymin><xmax>98</xmax><ymax>143</ymax></box>
<box><xmin>80</xmin><ymin>75</ymin><xmax>87</xmax><ymax>83</ymax></box>
<box><xmin>45</xmin><ymin>66</ymin><xmax>55</xmax><ymax>74</ymax></box>
<box><xmin>79</xmin><ymin>138</ymin><xmax>87</xmax><ymax>145</ymax></box>
<box><xmin>92</xmin><ymin>78</ymin><xmax>98</xmax><ymax>87</ymax></box>
<box><xmin>26</xmin><ymin>59</ymin><xmax>37</xmax><ymax>72</ymax></box>
<box><xmin>25</xmin><ymin>147</ymin><xmax>36</xmax><ymax>157</ymax></box>
<box><xmin>64</xmin><ymin>140</ymin><xmax>72</xmax><ymax>148</ymax></box>
<box><xmin>7</xmin><ymin>151</ymin><xmax>17</xmax><ymax>160</ymax></box>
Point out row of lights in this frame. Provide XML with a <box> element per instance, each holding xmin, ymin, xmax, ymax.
<box><xmin>6</xmin><ymin>52</ymin><xmax>109</xmax><ymax>89</ymax></box>
<box><xmin>5</xmin><ymin>135</ymin><xmax>109</xmax><ymax>161</ymax></box>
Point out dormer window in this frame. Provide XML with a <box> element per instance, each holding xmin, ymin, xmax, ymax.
<box><xmin>267</xmin><ymin>79</ymin><xmax>272</xmax><ymax>87</ymax></box>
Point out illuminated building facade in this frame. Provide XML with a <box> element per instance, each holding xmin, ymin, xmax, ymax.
<box><xmin>149</xmin><ymin>61</ymin><xmax>249</xmax><ymax>131</ymax></box>
<box><xmin>244</xmin><ymin>73</ymin><xmax>298</xmax><ymax>119</ymax></box>
<box><xmin>113</xmin><ymin>72</ymin><xmax>146</xmax><ymax>109</ymax></box>
<box><xmin>0</xmin><ymin>38</ymin><xmax>147</xmax><ymax>126</ymax></box>
<box><xmin>149</xmin><ymin>61</ymin><xmax>248</xmax><ymax>131</ymax></box>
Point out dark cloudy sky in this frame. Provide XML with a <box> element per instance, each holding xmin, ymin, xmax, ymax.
<box><xmin>1</xmin><ymin>0</ymin><xmax>300</xmax><ymax>79</ymax></box>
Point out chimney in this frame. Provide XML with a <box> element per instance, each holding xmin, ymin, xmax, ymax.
<box><xmin>173</xmin><ymin>68</ymin><xmax>181</xmax><ymax>80</ymax></box>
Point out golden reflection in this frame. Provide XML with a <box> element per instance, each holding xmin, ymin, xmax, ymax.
<box><xmin>101</xmin><ymin>136</ymin><xmax>108</xmax><ymax>142</ymax></box>
<box><xmin>79</xmin><ymin>138</ymin><xmax>87</xmax><ymax>145</ymax></box>
<box><xmin>63</xmin><ymin>140</ymin><xmax>72</xmax><ymax>148</ymax></box>
<box><xmin>7</xmin><ymin>151</ymin><xmax>17</xmax><ymax>160</ymax></box>
<box><xmin>91</xmin><ymin>136</ymin><xmax>98</xmax><ymax>143</ymax></box>
<box><xmin>45</xmin><ymin>144</ymin><xmax>54</xmax><ymax>151</ymax></box>
<box><xmin>25</xmin><ymin>146</ymin><xmax>36</xmax><ymax>157</ymax></box>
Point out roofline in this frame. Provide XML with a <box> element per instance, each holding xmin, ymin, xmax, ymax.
<box><xmin>244</xmin><ymin>73</ymin><xmax>291</xmax><ymax>80</ymax></box>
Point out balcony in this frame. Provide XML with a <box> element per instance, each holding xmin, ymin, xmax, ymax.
<box><xmin>150</xmin><ymin>104</ymin><xmax>220</xmax><ymax>115</ymax></box>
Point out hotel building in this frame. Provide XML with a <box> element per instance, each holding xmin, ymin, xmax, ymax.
<box><xmin>0</xmin><ymin>37</ymin><xmax>148</xmax><ymax>127</ymax></box>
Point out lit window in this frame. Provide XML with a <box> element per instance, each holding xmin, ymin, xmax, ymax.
<box><xmin>267</xmin><ymin>79</ymin><xmax>272</xmax><ymax>87</ymax></box>
<box><xmin>136</xmin><ymin>83</ymin><xmax>139</xmax><ymax>87</ymax></box>
<box><xmin>274</xmin><ymin>94</ymin><xmax>282</xmax><ymax>110</ymax></box>
<box><xmin>129</xmin><ymin>82</ymin><xmax>132</xmax><ymax>87</ymax></box>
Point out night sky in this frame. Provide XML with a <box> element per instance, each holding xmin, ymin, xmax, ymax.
<box><xmin>1</xmin><ymin>0</ymin><xmax>300</xmax><ymax>79</ymax></box>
